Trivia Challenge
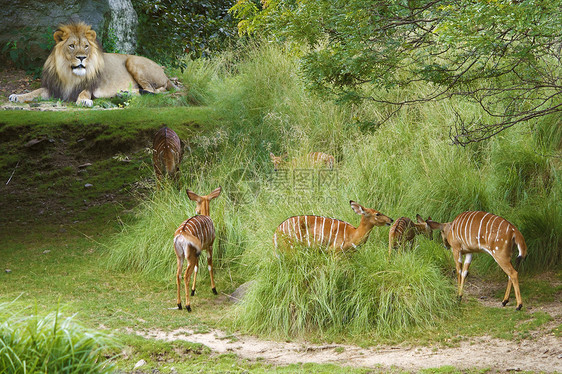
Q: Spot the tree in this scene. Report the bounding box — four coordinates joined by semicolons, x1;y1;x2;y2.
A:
133;0;238;68
231;0;562;145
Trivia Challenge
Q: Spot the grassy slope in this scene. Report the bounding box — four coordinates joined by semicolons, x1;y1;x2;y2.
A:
0;106;214;228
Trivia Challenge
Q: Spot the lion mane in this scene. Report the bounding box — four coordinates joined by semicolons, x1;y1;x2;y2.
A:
42;23;104;102
10;22;176;107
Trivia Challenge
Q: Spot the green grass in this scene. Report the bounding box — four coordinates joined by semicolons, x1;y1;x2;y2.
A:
1;40;560;372
105;42;561;342
0;227;556;372
232;241;456;340
0;301;117;374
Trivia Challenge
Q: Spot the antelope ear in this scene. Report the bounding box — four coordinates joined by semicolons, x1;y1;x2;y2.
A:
416;214;425;223
350;201;367;215
208;186;222;200
186;189;202;202
427;216;432;221
427;220;442;230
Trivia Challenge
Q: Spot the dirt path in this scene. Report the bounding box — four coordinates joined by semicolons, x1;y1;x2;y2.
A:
139;322;561;372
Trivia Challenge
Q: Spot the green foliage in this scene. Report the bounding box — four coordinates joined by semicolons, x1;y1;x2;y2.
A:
1;27;55;76
0;302;117;373
231;0;562;144
235;243;455;339
106;42;560;339
132;0;238;68
101;27;121;53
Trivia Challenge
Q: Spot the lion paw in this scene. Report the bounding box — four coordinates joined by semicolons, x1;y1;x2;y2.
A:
77;99;93;107
9;94;20;102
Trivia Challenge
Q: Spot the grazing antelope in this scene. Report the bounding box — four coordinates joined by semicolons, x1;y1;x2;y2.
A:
427;211;527;310
173;187;221;312
388;214;433;255
307;152;336;169
269;152;335;171
274;201;393;251
153;126;182;182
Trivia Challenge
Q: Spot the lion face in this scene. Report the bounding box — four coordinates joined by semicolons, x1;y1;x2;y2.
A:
52;23;103;79
62;34;91;77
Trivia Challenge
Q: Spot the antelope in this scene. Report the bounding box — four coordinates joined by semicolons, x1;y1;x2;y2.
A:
388;214;433;255
427;211;527;310
269;152;335;171
273;201;393;251
308;152;336;169
153;126;182;182
173;187;221;312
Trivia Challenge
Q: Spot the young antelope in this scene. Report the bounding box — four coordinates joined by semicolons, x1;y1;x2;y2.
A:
388;214;433;255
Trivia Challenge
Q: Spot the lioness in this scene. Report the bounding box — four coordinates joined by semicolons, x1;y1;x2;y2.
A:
9;22;177;107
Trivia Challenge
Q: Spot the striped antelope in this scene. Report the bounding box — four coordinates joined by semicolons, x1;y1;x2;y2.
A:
173;187;221;312
274;201;393;251
427;211;527;310
269;152;335;171
388;214;433;255
153;126;182;182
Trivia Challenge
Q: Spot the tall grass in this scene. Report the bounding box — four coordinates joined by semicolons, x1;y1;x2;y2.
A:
0;302;116;373
106;41;561;339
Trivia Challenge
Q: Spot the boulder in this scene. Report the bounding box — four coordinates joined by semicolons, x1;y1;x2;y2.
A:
0;0;138;65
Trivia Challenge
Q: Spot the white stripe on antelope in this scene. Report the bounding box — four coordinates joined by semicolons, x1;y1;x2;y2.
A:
274;201;393;251
153;126;182;182
428;211;528;310
388;214;433;255
173;187;221;312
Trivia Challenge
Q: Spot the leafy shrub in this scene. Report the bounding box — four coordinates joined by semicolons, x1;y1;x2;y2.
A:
1;27;55;76
132;0;238;68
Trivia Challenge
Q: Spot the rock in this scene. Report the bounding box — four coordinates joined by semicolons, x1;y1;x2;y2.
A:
5;269;11;274
84;183;93;188
78;163;92;168
25;139;44;148
229;281;255;303
134;359;146;369
0;0;138;65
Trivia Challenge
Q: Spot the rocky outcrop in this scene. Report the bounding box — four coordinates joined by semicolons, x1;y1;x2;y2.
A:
0;0;138;64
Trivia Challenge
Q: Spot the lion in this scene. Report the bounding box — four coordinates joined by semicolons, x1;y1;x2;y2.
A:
9;22;177;107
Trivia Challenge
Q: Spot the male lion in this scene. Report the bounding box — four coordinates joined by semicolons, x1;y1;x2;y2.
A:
9;22;177;107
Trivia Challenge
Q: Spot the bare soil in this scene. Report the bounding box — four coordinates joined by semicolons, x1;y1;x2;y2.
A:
0;65;40;101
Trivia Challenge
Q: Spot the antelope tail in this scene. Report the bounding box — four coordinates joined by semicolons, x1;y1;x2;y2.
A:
514;231;528;269
174;235;201;257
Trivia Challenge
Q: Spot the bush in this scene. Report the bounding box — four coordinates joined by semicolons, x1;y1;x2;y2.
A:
234;241;455;339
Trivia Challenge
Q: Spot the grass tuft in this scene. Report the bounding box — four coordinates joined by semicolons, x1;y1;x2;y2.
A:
0;301;117;374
